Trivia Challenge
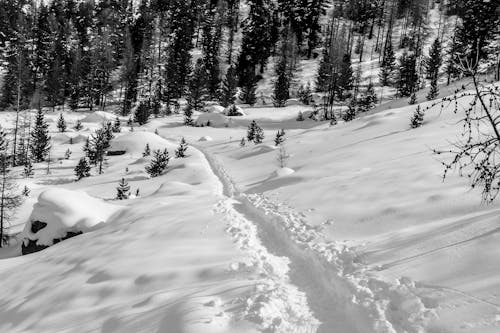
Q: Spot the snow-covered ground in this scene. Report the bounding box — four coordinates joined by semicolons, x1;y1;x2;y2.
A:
1;81;500;332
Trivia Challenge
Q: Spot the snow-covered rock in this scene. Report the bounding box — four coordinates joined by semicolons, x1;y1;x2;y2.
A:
273;167;295;178
198;136;213;142
109;131;175;155
203;104;225;113
21;188;122;254
195;112;232;127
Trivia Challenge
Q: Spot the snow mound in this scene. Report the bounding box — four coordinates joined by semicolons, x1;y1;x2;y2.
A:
195;113;232;127
203;104;225;113
109;131;175;155
22;188;122;247
223;105;245;116
198;136;213;142
81;111;116;123
273;167;295;178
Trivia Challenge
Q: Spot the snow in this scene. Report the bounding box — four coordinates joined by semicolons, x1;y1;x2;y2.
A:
22;188;122;246
109;131;175;155
203;104;225;113
198;136;214;142
80;111;117;123
195;112;232;128
273;167;295;178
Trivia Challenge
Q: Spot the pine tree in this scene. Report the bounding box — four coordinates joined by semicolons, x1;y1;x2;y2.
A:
134;102;151;125
298;82;313;105
74;157;91;180
112;117;121;133
236;0;276;80
219;66;237;107
57;114;66;132
116;178;130;200
380;37;396;86
64;148;72;160
239;69;257;105
30;109;51;162
74;119;83;131
22;186;30;197
273;58;290;107
184;108;194;126
297;111;305;121
359;82;377;112
145;149;170;177
274;129;286;146
0;132;22;247
337;53;353;100
342;100;357;122
253;122;264;144
426;38;441;100
316;47;332;92
247;120;257;142
175;137;188;158
427;79;439;100
143;144;151;157
397;51;418;97
187;59;207;111
410;105;425;128
24;160;34;178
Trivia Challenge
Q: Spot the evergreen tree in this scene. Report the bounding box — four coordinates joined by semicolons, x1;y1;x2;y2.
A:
187;59;207;111
450;0;499;73
274;129;286;146
89;127;111;174
297;111;305;121
184;108;194;126
145;149;170;177
0;133;22;247
410;105;425;128
143;143;151;157
74;119;83;131
174;137;188;158
247;120;257;142
74;157;91;180
112;117;121;133
22;186;30;197
337;53;353;100
134;101;151;125
239;69;257;105
298;82;313;105
30;109;51;162
64;148;72;160
236;0;276;80
202;12;222;99
342;100;357;122
380;37;396;86
253;122;264;144
273;59;290;107
316;48;332;92
426;38;441;100
116;178;130;200
57;113;67;132
396;51;418;97
164;0;195;100
427;79;439;100
219;65;237;107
